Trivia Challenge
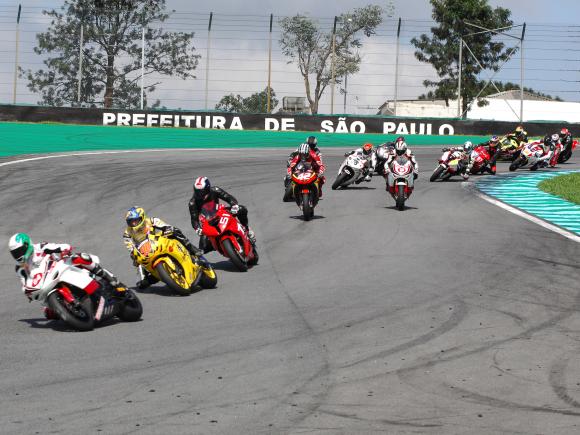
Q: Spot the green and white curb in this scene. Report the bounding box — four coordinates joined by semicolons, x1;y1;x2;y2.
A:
475;170;580;242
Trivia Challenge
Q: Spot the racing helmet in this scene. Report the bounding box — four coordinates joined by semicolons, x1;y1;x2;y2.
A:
298;143;310;157
193;176;211;201
395;136;405;144
515;125;524;134
394;141;407;156
125;206;148;235
9;233;33;264
551;133;560;144
490;135;499;144
543;134;552;145
362;143;373;155
306;135;317;149
463;141;473;154
560;128;570;137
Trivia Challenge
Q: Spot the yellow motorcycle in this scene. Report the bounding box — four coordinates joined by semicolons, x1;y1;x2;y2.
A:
498;136;524;161
131;229;217;296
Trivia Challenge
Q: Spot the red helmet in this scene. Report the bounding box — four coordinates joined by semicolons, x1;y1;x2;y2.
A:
560;128;570;136
362;143;373;155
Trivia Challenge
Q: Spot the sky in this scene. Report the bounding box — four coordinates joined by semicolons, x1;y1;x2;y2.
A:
0;0;578;114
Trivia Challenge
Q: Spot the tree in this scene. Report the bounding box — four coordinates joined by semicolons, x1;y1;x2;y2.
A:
215;87;278;113
279;5;384;114
22;0;200;108
411;0;516;115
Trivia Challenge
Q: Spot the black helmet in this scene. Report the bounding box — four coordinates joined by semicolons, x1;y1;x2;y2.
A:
306;136;317;149
193;176;211;201
543;134;551;145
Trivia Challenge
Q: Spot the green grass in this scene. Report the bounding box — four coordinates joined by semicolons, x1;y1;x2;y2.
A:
539;173;580;205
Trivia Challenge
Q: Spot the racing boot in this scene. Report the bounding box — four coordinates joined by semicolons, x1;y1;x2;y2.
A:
184;240;203;258
136;266;159;289
92;264;127;297
283;182;293;202
246;227;257;245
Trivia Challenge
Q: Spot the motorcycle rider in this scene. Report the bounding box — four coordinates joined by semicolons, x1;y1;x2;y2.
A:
505;125;528;145
532;134;559;169
189;177;256;253
284;136;321;199
9;232;127;319
384;140;419;179
287;143;326;198
441;142;471;179
558;127;574;162
344;143;377;182
475;135;501;174
123;206;202;289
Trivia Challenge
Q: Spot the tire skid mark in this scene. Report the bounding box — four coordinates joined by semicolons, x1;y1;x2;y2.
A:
340;298;468;369
447;385;580;417
549;356;580;409
315;409;443;428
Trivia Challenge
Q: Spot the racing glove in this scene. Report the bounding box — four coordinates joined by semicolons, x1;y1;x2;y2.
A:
162;226;174;236
195;227;203;236
230;204;240;215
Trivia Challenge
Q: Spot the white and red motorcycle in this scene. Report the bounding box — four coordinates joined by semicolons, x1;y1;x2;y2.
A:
23;254;142;331
385;155;415;210
430;149;465;181
332;153;367;189
509;141;548;171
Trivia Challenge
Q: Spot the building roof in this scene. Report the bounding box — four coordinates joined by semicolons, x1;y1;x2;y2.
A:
485;90;552;101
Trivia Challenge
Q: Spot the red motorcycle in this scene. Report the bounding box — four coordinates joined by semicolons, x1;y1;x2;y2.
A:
469;145;491;174
290;161;320;221
199;204;258;272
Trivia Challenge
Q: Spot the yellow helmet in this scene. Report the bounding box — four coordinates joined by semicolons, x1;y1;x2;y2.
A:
125;206;148;235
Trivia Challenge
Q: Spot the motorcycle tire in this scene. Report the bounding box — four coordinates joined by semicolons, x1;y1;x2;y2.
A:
509;157;523;172
302;192;313;221
430;165;445;182
558;151;571;163
117;290;143;322
47;291;95;331
222;238;248;272
396;185;406;211
332;173;348;190
199;265;218;288
155;262;192;296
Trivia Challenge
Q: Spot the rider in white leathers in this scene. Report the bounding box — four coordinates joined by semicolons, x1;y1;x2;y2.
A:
344;143;377;182
384;141;419;177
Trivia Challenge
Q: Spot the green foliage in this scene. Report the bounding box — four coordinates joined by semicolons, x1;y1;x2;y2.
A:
215;87;278;113
279;5;385;114
539;173;580;205
22;0;200;108
412;0;516;115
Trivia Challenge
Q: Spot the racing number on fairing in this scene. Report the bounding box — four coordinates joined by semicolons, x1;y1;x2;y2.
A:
219;216;229;227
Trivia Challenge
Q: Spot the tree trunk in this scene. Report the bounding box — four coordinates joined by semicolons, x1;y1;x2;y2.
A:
103;52;115;108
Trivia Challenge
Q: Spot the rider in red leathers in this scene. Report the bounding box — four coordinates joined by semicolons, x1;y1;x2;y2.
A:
287;143;326;198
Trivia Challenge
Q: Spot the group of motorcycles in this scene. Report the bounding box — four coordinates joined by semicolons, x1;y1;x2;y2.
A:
27;203;259;332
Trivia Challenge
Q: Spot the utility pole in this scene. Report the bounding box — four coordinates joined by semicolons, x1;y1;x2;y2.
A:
393;17;401;116
140;26;145;109
204;12;213;110
457;38;463;118
12;4;21;104
520;23;526;122
267;13;273;113
330;16;337;115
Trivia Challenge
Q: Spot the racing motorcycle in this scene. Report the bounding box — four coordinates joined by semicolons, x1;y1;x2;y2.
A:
199;204;258;272
509;141;546;171
430;149;465;182
23;254;142;331
375;144;393;175
290;161;320;221
332;153;367;189
132;229;217;295
386;155;415;210
468;145;491;174
558;139;577;163
497;136;523;161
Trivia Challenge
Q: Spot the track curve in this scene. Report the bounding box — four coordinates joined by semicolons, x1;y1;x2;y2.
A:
0;148;579;434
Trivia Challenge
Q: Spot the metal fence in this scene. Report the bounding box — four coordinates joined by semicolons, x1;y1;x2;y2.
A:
1;4;580;116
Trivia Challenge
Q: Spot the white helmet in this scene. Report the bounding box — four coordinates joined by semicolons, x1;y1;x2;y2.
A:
463;141;473;154
298;143;310;157
394;141;408;156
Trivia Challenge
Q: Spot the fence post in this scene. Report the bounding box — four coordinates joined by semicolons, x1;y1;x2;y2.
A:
13;4;21;104
457;37;463;117
204;12;213;110
141;26;145;109
77;23;84;104
267;13;273;113
520;23;526;122
330;16;337;115
393;17;401;116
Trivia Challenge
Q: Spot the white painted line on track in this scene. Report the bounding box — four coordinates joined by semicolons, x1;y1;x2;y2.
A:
466;183;580;244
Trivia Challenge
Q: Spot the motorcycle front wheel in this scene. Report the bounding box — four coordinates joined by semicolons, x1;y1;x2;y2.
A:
509;157;523;172
332;172;349;190
302;192;313;221
117;289;143;322
430;165;445;182
222;238;248;272
47;291;95;331
155;261;192;296
396;185;406;211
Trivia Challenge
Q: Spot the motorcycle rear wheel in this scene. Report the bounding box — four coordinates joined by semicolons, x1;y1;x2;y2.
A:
117;290;143;322
47;292;95;331
430;165;444;182
222;238;248;272
155;262;192;296
199;265;218;288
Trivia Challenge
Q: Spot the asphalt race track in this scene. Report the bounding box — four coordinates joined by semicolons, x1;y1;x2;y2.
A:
1;147;579;434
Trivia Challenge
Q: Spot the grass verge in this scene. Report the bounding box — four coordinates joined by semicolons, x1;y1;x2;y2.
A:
538;173;580;205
